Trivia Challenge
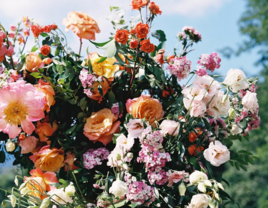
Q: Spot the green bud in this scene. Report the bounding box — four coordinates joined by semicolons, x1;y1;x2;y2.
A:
228;108;236;120
40;197;50;208
7;195;16;208
116;153;121;160
178;182;186;196
2;201;7;207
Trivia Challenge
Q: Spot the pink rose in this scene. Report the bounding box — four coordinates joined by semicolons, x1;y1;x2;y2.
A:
242;91;259;113
160;120;180;136
167;171;189;187
19;136;39;154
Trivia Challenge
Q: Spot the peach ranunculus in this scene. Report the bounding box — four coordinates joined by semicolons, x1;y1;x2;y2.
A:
29;145;65;172
87;52;120;81
25;52;43;72
24;168;58;199
131;0;150;10
88;78;110;103
83;108;121;145
64;151;79;171
35;79;55;112
63;11;100;40
126;95;164;125
35;120;58;142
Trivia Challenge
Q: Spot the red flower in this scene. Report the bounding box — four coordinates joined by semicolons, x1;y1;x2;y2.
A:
115;29;130;45
140;39;155;53
31;25;41;38
188;144;204;156
135;23;149;39
189;132;197;142
40;45;51;56
149;2;162;15
129;39;139;49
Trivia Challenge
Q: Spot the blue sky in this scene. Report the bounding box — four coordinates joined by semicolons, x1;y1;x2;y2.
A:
0;0;262;167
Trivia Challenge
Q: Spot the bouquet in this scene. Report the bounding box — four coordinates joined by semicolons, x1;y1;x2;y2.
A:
0;1;260;207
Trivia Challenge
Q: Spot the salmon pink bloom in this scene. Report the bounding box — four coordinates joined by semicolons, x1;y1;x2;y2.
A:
0;80;46;138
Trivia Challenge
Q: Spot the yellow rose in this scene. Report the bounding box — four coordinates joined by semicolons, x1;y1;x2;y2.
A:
88;52;119;81
84;108;120;145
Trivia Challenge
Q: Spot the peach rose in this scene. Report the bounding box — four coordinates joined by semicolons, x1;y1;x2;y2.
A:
29;145;64;172
131;0;150;10
63;11;100;40
64;151;79;171
126;95;164;125
88;78;110;103
35;121;58;142
25;52;43;72
115;29;130;45
84;108;121;145
135;23;149;39
35;79;55;112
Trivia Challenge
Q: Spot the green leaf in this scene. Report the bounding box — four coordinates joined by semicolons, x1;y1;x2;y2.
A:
55;47;61;56
79;97;88;110
30;72;42;78
66;124;77;134
0;151;5;163
40;33;49;37
89;39;113;47
97;56;107;63
59;179;68;186
107;199;127;208
31;45;39;52
151;30;167;42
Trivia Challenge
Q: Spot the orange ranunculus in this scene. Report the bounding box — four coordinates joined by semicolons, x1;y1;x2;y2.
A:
126;95;164;125
129;39;139;49
140;39;155;53
189;132;197;142
115;29;130;45
35;121;58;142
64;151;79;171
35;79;55;112
88;78;110;103
25;52;43;72
40;45;51;56
188;144;204;156
135;23;149;39
24;168;58;199
84;108;121;145
131;0;150;10
63;11;100;40
149;2;162;15
29;145;64;172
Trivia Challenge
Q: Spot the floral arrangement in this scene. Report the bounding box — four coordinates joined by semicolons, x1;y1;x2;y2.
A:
0;1;260;208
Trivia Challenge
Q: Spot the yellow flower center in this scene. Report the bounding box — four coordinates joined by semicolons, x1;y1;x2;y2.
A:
3;102;28;125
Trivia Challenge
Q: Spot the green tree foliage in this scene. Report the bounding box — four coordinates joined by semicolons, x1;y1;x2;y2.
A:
222;0;268;207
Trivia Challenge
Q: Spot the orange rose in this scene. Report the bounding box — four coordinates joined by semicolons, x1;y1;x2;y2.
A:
188;144;204;156
126;95;164;125
131;0;150;10
149;2;162;15
135;23;149;39
64;151;79;171
84;108;121;145
115;29;130;45
40;45;51;56
87;78;110;103
29;145;64;172
35;121;58;142
35;79;55;112
63;11;100;40
129;39;139;49
140;39;155;53
25;52;43;72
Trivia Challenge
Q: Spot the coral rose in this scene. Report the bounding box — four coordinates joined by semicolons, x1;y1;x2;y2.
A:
63;11;100;40
149;2;162;15
88;78;110;102
88;52;120;81
40;45;50;56
140;39;155;53
129;39;139;49
25;52;43;72
115;29;130;45
131;0;150;10
19;136;39;154
126;95;164;125
35;79;55;112
29;145;64;172
35;120;58;142
64;151;79;171
135;23;149;39
84;108;121;145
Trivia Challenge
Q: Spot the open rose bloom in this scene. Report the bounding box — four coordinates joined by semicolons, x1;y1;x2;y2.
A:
0;2;261;208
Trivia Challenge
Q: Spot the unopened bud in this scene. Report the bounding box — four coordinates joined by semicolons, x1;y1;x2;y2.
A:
178;182;186;196
228;108;236;120
126;152;133;158
6;140;15;152
116;153;121;161
40;197;50;208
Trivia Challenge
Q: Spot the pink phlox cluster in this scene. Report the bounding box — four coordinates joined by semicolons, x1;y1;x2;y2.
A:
127;180;155;206
147;169;168;185
139;129;163;149
196;66;208;77
250;84;258;92
167;56;191;81
197;52;221;73
208;117;228;138
83;148;110;170
181;26;202;42
236;110;260;135
238;89;247;98
79;68;96;88
177;32;186;40
111;102;120;115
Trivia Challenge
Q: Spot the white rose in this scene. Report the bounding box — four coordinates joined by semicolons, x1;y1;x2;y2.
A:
116;134;134;151
187;194;209;208
47;188;73;205
223;69;248;93
6;140;15;152
203;140;230;167
207;91;230;117
160;120;180;136
126;119;149;139
109;179;129;198
230;123;242;135
189;171;208;184
65;183;76;197
242;91;259;113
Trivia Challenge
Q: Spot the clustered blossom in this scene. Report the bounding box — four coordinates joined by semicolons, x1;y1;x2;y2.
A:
137;128;171;185
0;30;14;62
197;52;221;73
167;56;192;81
207;117;228;140
181;26;202;42
79;68;97;98
195;66;208;77
0;69;20;89
83;148;110;170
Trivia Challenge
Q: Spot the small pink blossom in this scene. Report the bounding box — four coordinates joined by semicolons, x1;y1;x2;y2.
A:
167;170;189;187
198;52;221;72
196;67;208;76
19;136;38;154
10;25;17;31
8;32;15;39
167;56;191;81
